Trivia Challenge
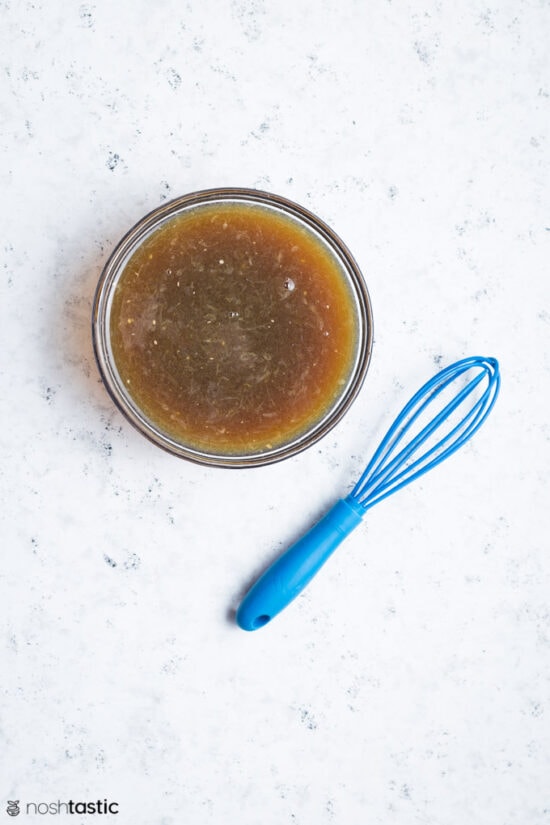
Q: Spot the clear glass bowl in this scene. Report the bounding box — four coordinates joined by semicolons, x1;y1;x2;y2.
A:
92;188;373;467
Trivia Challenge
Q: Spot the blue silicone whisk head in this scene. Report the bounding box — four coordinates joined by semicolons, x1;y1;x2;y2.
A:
236;356;500;631
349;355;500;512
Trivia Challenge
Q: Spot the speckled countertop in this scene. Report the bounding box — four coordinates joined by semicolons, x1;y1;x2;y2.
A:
2;1;549;823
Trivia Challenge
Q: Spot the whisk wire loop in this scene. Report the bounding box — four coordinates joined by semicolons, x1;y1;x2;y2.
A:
350;356;500;511
356;371;488;506
353;360;481;490
353;393;489;510
356;370;485;501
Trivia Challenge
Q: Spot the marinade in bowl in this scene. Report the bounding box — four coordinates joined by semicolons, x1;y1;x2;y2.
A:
93;188;373;467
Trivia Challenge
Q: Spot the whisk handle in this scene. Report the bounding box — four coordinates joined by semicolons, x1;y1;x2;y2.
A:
236;498;364;631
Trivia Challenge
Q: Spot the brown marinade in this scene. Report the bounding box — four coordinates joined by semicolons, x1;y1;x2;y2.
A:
109;202;358;455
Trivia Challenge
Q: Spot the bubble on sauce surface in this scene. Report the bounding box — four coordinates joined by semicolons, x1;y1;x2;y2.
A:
279;277;296;300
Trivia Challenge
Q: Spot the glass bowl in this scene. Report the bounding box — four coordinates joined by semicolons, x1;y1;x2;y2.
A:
92;188;373;467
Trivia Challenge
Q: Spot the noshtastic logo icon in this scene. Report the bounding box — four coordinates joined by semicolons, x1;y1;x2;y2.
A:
6;800;20;816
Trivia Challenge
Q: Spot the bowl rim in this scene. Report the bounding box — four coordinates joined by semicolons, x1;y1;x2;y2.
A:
92;187;374;467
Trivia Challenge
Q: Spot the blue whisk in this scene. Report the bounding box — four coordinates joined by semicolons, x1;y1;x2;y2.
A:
236;356;500;631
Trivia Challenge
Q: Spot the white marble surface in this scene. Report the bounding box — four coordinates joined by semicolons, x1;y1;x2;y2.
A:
1;0;549;822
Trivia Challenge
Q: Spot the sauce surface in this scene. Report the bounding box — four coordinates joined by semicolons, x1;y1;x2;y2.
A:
109;202;358;455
